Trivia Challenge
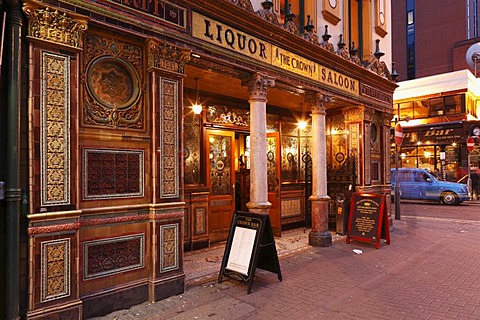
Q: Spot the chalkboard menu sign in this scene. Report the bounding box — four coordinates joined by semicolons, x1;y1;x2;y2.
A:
218;211;282;293
346;192;391;249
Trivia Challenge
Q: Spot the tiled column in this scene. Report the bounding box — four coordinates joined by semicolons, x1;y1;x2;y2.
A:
306;93;332;247
242;72;275;214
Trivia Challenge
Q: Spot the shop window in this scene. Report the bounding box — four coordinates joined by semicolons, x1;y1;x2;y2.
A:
444;95;464;115
429;97;444;116
414;100;428;118
399;101;413;120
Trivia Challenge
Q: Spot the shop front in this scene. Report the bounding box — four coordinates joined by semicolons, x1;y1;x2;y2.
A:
2;0;397;318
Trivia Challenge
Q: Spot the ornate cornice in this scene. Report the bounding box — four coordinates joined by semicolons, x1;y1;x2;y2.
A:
146;39;191;74
23;0;88;49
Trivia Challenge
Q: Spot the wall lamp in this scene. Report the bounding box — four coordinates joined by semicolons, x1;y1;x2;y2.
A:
192;78;203;115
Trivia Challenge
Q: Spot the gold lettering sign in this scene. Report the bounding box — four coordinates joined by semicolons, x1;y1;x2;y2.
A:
192;12;271;64
192;12;359;96
272;46;319;79
319;66;359;96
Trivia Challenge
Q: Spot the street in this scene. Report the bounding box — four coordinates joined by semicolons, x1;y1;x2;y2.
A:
90;201;480;320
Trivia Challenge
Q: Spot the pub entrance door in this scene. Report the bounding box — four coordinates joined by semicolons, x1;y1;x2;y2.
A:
206;129;236;243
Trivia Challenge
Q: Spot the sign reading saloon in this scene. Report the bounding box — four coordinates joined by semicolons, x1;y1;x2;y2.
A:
192;12;359;96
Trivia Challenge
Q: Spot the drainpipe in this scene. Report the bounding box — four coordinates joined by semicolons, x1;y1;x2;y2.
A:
4;0;22;319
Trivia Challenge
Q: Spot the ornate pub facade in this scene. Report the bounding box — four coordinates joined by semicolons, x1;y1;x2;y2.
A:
0;0;397;318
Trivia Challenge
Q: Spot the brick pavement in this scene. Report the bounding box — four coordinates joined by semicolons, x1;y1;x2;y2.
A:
89;213;480;320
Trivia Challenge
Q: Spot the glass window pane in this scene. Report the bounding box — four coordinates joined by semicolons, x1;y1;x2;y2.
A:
429;97;444;116
414;100;428;118
399;102;413;120
444;95;464;114
407;11;414;24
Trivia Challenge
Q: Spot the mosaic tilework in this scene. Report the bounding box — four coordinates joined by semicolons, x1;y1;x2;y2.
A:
160;224;179;272
41;239;71;302
159;79;179;198
281;198;301;218
83;148;144;200
83;234;145;280
194;207;206;235
41;52;71;206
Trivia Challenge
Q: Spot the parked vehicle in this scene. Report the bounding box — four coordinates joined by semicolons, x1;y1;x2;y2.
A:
391;168;470;205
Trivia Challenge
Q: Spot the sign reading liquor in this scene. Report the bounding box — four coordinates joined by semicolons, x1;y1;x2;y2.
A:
192;12;359;96
192;12;271;64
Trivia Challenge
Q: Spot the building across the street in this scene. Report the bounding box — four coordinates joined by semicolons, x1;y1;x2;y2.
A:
393;69;480;181
391;0;480;184
0;0;397;318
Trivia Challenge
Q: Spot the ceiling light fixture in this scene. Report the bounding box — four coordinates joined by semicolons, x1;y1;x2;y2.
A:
297;103;307;130
192;78;202;115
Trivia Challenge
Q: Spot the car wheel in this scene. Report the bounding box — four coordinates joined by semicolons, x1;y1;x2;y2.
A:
441;192;459;205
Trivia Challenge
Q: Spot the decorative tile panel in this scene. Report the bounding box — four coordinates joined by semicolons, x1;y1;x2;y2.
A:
41;52;71;206
83;234;145;280
41;239;70;302
194;207;206;235
83;33;144;130
83;148;144;200
159;79;180;198
160;224;179;272
267;136;278;193
281;198;301;218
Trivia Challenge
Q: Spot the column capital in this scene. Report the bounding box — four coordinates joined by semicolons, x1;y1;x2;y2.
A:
305;92;332;114
242;72;275;101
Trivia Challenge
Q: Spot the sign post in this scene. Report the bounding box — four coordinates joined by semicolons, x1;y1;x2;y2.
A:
467;137;475;197
394;123;403;220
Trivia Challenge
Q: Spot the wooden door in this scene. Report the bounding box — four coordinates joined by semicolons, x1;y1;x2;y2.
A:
267;132;282;236
206;130;236;243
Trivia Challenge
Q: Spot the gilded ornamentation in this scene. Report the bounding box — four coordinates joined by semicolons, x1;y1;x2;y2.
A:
281;198;301;218
343;106;365;122
230;0;255;12
83;148;144;200
83;33;144;129
83;234;144;280
184;111;201;185
194;207;206;235
41;239;70;302
206;106;250;127
256;7;281;26
147;39;190;74
267;137;278;193
41;52;70;206
209;135;232;195
159;79;180;198
242;72;275;100
266;114;280;132
160;224;179;272
282;136;298;181
366;57;391;79
23;2;88;48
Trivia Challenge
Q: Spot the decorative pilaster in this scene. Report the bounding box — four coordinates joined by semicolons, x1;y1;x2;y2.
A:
242;72;275;214
305;92;332;247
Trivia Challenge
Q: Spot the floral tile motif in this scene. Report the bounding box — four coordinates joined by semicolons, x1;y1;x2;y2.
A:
83;234;145;280
160;224;178;272
83;148;144;200
41;239;70;302
41;52;70;206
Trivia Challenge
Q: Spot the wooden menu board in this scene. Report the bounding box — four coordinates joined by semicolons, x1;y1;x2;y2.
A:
218;211;282;293
346;192;391;249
